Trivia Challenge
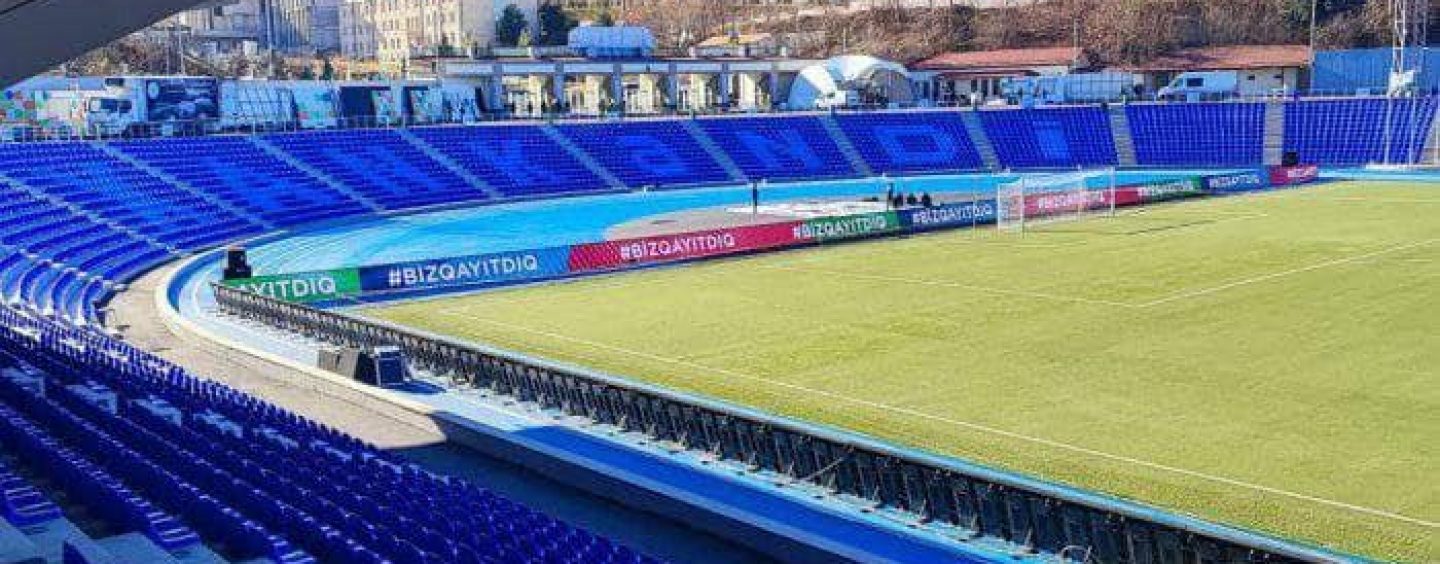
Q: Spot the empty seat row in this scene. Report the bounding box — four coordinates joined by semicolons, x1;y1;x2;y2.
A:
0;144;255;249
698;115;856;181
557;120;733;188
0;306;655;563
411;124;610;199
978;106;1119;169
262;130;483;209
1284;97;1440;166
1128;102;1266;166
832;111;985;174
112;137;369;226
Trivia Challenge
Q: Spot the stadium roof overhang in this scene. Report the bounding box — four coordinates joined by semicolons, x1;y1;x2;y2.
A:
0;0;209;88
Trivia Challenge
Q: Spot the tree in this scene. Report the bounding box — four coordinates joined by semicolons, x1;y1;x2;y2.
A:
595;10;616;27
518;28;534;48
320;57;336;80
537;3;578;46
496;5;529;47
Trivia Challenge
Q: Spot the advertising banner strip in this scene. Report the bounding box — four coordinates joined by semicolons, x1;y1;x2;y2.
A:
357;246;573;293
1015;176;1204;220
1202;169;1268;193
1268;164;1320;186
900;200;998;231
1132;177;1204;203
1021;188;1122;218
798;211;901;242
234;168;1320;304
220;268;361;303
569;221;806;272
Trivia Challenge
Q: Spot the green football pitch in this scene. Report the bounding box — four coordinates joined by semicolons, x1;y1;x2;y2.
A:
364;181;1438;561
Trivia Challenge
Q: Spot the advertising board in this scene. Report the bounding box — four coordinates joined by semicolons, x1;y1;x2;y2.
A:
358;247;573;293
1202;170;1267;193
1133;177;1204;203
796;212;901;242
569;222;804;271
900;200;998;231
1269;164;1320;186
220;269;361;303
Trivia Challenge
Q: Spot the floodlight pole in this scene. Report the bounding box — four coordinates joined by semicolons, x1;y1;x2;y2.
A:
1384;0;1431;165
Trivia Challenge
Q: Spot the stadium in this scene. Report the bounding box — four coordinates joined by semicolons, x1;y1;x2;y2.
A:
1;4;1438;564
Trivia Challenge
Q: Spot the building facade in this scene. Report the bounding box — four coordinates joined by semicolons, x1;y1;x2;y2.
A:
339;0;543;73
1119;45;1311;97
164;0;264;57
911;47;1088;104
264;0;342;54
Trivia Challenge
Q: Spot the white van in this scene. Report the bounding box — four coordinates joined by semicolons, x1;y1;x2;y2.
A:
1157;71;1238;101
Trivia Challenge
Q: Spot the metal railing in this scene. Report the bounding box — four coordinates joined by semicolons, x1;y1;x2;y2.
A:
213;282;1345;564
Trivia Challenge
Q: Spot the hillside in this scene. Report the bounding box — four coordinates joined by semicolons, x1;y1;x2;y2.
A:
722;0;1415;65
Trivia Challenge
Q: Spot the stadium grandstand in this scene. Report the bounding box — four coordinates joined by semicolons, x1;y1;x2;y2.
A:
0;4;1437;564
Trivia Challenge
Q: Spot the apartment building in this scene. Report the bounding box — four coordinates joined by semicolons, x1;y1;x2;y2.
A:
340;0;539;71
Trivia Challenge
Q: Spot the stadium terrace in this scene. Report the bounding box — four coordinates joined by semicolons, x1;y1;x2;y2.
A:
0;10;1437;562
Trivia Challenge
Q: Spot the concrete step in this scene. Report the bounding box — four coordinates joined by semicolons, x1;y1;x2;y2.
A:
93;142;274;231
957;109;1001;171
679;119;747;182
0;517;41;564
817;115;874;177
0;173;177;257
1263;101;1286;166
94;533;181;564
394;128;501;200
247;137;385;212
540;124;628;191
1108;106;1138;167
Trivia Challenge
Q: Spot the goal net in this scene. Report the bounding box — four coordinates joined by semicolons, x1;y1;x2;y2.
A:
997;168;1117;232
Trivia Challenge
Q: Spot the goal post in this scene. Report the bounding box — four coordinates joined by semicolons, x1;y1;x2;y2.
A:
997;168;1117;232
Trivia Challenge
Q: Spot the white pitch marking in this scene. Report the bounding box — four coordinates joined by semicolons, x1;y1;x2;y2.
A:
435;309;1440;530
758;264;1141;309
1306;196;1440;204
1138;239;1438;308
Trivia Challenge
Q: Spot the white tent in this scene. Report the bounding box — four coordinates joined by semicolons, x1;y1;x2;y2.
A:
786;55;914;110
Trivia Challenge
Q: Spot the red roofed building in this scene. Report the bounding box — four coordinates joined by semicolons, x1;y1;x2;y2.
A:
910;46;1091;103
1116;45;1312;98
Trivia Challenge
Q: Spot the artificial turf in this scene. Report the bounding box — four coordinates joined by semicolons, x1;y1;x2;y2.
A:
365;181;1439;561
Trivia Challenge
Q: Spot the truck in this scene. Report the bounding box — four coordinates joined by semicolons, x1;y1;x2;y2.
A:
6;75;482;138
84;76;221;136
1001;72;1138;105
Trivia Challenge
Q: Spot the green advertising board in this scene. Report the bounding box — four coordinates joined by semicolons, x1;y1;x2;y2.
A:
1135;177;1204;203
801;211;901;242
221;269;362;303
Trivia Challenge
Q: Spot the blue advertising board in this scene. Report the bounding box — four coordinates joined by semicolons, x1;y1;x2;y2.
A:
357;246;572;293
1202;169;1267;193
899;199;998;231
